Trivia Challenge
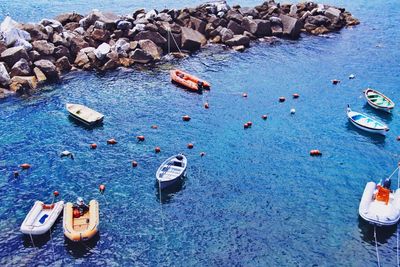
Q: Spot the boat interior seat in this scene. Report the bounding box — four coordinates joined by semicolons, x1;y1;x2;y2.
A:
375;185;390;205
173;161;182;167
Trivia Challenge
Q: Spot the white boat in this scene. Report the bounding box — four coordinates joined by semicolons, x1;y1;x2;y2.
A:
346;105;389;135
359;181;400;226
66;103;104;125
364;88;395;113
156;154;187;189
20;201;64;235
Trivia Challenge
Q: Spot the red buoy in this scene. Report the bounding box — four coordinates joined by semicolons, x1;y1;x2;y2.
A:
204;102;209;109
90;143;97;149
262;114;268;120
242;93;248;98
332;79;340;85
187;143;194;149
20;163;31;170
247;121;252;127
107;138;117;145
132;160;138;167
99;184;105;193
73;209;81;218
137;135;145;142
293;93;299;99
182;115;191;121
200;152;206;157
155;146;161;153
13;171;19;178
53;191;59;197
397;136;400;141
279;97;286;102
151;125;158;129
310;150;322;156
244;123;249;129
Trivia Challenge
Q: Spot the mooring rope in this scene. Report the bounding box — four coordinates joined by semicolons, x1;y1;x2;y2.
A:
374;225;381;267
158;180;169;265
49;228;55;263
397;164;400;267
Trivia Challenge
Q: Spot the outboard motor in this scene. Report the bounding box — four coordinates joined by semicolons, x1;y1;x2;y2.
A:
176;155;183;161
197;81;204;93
383;178;391;189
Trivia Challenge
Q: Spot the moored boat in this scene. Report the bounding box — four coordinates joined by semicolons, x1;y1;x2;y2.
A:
66;103;104;125
63;199;99;242
170;69;210;93
346;105;389;135
364;88;395;113
359;167;400;226
20;201;64;235
156;154;187;189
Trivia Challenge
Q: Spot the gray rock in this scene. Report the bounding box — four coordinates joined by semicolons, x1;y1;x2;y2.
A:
10;58;31;77
34;59;59;79
64;22;80;31
225;34;250;47
90;28;111;42
130;48;153;64
181;27;206;52
32;40;55;55
0;88;15;99
289;5;298;16
227;20;244;34
94;21;105;29
0;62;10;86
20;23;48;41
156;13;172;22
220;27;234;42
55;56;71;72
239;7;259;18
133;24;146;32
55;13;84;25
53;45;69;59
14;39;33;51
134;31;167;47
306;15;331;27
226;10;243;23
1;46;29;67
114;39;130;55
242;18;271;37
117;20;132;30
94;42;111;60
138;39;162;60
145;9;158;20
325;7;341;20
40;19;63;32
1;28;31;47
279;14;302;39
190;16;206;34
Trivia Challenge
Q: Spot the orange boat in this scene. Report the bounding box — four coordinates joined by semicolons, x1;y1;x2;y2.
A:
170;69;210;93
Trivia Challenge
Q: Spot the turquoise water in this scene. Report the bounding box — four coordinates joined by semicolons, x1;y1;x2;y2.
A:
1;0;400;266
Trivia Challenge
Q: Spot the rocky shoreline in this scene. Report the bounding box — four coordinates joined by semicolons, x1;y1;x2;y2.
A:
0;1;359;99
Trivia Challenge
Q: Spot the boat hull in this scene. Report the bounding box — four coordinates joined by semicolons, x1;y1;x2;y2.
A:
348;118;388;135
364;88;395;113
68;112;104;126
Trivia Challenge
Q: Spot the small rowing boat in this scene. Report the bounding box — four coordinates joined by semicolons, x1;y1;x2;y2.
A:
63;200;99;242
364;88;395;113
346;105;389;135
156;154;187;189
170;69;210;93
20;201;64;235
359;167;400;226
66;103;104;125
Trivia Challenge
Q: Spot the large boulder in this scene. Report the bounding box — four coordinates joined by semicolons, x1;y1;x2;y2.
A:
74;51;91;69
0;88;15;99
20;23;48;41
55;13;84;25
129;48;153;64
97;12;119;30
117;20;133;30
226;10;243;24
32;40;55;55
91;28;111;42
70;35;89;56
138;39;162;60
220;27;234;42
134;31;167;47
324;7;341;20
279;14;303;39
9;76;37;93
1;46;29;67
64;22;80;31
33;67;46;83
53;45;70;59
10;58;31;77
225;34;250;47
56;56;72;72
94;42;111;60
241;18;271;37
0;62;10;86
306;15;331;27
40;19;63;33
34;59;59;80
227;20;245;34
114;39;130;55
190;16;206;34
181;27;206;52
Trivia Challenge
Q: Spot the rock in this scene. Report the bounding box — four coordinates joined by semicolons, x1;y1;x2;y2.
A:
225;35;250;47
56;56;71;72
94;42;111;60
132;23;146;33
32;40;55;55
306;15;331;27
40;19;63;32
241;18;271;37
0;46;29;67
145;9;158;20
227;20;245;34
20;23;48;41
138;39;162;60
70;35;89;56
97;12;119;30
219;27;234;42
10;76;38;92
134;31;167;47
233;45;245;52
0;88;15;99
239;7;259;18
133;9;146;19
156;13;172;22
129;41;138;50
33;67;46;83
271;25;283;37
28;50;41;62
311;26;330;35
0;42;6;54
0;16;20;32
181;27;206;52
91;28;111;42
325;7;341;20
190;16;206;34
74;51;90;68
300;11;311;21
0;62;10;86
304;23;318;32
117;20;132;30
111;30;124;40
1;28;31;47
44;25;54;37
114;39;130;55
129;48;153;64
14;38;33;51
226;10;243;24
34;59;59;80
279;14;303;39
289;5;298;16
144;23;158;32
211;35;221;43
55;13;83;25
53;45;69;59
10;58;31;77
119;57;134;67
101;58;120;71
64;22;80;31
94;21;105;29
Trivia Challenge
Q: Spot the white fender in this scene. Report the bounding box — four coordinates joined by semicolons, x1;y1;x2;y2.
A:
359;182;376;215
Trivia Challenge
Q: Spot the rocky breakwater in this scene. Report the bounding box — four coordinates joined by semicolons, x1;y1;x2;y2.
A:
0;1;359;99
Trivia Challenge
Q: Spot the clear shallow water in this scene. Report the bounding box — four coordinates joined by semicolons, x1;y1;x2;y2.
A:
1;0;400;266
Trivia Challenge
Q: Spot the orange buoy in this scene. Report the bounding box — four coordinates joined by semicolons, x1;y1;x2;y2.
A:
13;171;19;178
247;121;252;127
20;163;31;170
244;123;249;129
99;184;105;193
279;97;286;102
262;114;268;120
107;138;117;145
293;93;299;99
151;125;158;129
73;209;81;218
53;191;59;197
137;135;145;142
331;79;340;85
204;102;209;109
90;143;97;149
242;93;248;98
182;115;191;121
132;160;138;167
155;146;161;153
200;152;206;157
310;150;322;156
187;143;194;149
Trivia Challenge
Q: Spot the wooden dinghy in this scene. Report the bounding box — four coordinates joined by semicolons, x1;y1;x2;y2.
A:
63;200;99;242
66;103;104;125
156;154;187;189
346;105;389;135
170;69;210;93
20;201;64;235
364;88;395;113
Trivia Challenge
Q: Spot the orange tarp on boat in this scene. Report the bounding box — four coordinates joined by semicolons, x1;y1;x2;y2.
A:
170;69;210;92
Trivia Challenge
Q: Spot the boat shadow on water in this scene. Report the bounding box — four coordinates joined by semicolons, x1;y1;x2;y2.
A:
363;103;393;123
358;217;398;244
22;218;62;248
346;122;386;146
155;178;186;204
68;116;104;130
64;232;100;258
